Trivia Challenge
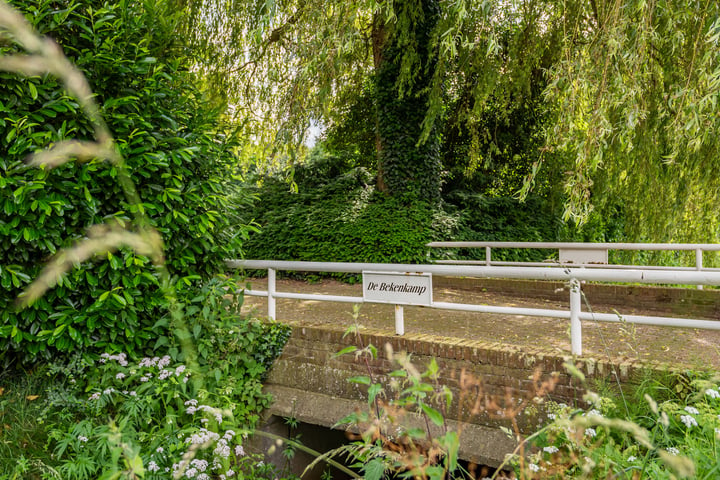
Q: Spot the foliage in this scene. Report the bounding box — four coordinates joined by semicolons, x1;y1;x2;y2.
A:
242;161;459;266
0;5;294;480
242;151;577;266
322;309;557;480
441;193;566;263
373;0;442;201
0;335;291;480
178;0;720;242
0;275;292;478
512;370;720;479
0;0;251;365
0;367;62;479
157;275;292;426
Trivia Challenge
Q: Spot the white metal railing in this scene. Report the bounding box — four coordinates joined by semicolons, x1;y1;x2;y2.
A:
427;242;720;290
226;259;720;356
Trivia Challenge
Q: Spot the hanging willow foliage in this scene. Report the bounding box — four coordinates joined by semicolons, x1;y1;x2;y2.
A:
176;0;720;240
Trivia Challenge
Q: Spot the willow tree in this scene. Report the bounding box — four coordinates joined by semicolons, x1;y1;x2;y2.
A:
178;0;720;240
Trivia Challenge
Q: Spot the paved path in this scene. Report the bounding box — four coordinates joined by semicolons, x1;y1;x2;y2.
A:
240;278;720;370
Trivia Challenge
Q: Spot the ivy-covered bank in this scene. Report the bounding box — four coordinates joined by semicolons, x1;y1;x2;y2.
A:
239;150;618;267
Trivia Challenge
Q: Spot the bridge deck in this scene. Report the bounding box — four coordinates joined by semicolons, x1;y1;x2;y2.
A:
240;277;720;370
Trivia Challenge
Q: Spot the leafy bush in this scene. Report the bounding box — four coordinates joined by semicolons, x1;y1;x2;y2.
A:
0;0;251;365
240;151;575;267
0;274;291;479
441;192;565;263
157;275;291;426
242;163;459;266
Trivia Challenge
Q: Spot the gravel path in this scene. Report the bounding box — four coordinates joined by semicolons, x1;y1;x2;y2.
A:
240;278;720;370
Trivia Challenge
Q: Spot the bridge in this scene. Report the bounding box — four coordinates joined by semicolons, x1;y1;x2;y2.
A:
227;244;720;472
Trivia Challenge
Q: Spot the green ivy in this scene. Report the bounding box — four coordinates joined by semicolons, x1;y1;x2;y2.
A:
242;164;458;269
374;0;443;202
240;150;576;268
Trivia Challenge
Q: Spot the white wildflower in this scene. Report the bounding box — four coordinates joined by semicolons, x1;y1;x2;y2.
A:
89;392;100;400
148;461;160;472
185;467;198;478
214;439;231;458
543;446;559;454
666;447;679;455
115;373;126;380
705;389;720;399
627;456;637;462
585;428;597;438
191;459;209;472
175;365;186;376
684;406;700;415
528;463;540;472
156;447;164;453
235;445;245;457
681;415;698;428
78;436;88;443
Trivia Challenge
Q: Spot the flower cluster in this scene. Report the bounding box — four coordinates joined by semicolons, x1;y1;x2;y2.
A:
680;414;698;428
87;354;191;402
99;352;128;366
184;399;224;424
164;428;245;480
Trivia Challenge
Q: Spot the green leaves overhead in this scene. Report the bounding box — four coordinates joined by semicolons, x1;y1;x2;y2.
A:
181;0;720;240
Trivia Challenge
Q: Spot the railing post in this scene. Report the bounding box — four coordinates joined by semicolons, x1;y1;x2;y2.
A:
486;246;491;266
696;248;704;290
395;305;404;335
570;278;582;355
268;268;276;320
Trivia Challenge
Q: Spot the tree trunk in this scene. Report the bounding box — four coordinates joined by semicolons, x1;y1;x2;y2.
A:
372;0;442;202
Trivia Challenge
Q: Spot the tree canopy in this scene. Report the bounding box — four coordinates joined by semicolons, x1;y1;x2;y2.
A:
178;0;720;241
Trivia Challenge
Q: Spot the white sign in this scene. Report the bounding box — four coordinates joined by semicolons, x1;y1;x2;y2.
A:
362;271;433;306
559;248;608;264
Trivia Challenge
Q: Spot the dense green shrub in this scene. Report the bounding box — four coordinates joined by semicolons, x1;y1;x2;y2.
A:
442;192;565;262
241;152;571;266
0;292;291;478
0;0;250;365
242;164;458;266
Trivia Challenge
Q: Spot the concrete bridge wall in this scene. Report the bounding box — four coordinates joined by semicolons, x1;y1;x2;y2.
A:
263;321;672;467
